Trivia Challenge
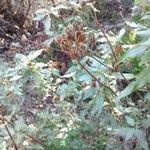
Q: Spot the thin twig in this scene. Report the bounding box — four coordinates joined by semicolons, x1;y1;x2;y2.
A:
93;15;128;82
95;20;118;63
27;135;47;148
76;57;117;96
74;47;117;96
27;0;31;16
25;0;31;21
86;52;110;69
5;125;18;150
88;10;118;63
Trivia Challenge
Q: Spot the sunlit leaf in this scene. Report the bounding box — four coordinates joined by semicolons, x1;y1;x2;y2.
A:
125;116;135;126
15;54;27;63
43;15;51;35
28;50;44;60
140;49;150;65
116;28;126;41
83;87;95;100
119;81;136;98
9;75;22;81
91;94;104;116
34;8;48;20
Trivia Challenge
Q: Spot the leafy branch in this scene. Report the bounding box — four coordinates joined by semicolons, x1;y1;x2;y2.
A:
74;46;117;96
93;16;128;83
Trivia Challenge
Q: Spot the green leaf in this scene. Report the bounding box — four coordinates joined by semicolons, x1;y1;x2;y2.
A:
119;81;136;98
115;128;149;150
116;28;126;41
76;72;92;82
137;29;150;40
0;140;7;150
62;72;76;78
140;49;150;65
141;14;150;21
35;62;48;68
114;128;134;140
122;38;150;59
34;8;48;20
82;87;95;100
11;82;23;96
125;116;135;126
43;15;52;35
126;21;145;29
9;75;22;81
115;73;135;80
15;117;25;131
91;94;104;116
136;68;150;88
28;50;44;60
15;54;27;63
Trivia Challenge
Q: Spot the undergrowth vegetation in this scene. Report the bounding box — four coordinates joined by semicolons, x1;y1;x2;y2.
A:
0;0;150;150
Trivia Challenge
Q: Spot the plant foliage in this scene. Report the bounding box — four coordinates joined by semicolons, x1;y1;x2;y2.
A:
0;0;150;150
